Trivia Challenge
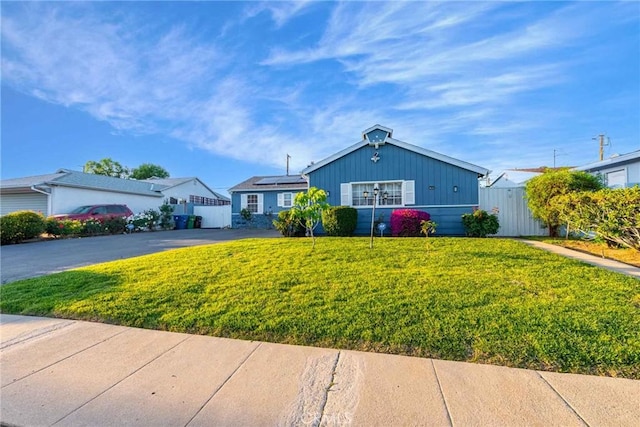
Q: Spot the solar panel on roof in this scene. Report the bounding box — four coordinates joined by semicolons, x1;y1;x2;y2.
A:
255;176;306;185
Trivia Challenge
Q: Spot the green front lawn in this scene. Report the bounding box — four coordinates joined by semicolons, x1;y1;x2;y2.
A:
2;237;639;378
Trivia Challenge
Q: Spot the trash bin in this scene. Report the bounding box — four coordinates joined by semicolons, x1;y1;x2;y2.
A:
187;215;196;229
194;216;203;228
173;215;188;230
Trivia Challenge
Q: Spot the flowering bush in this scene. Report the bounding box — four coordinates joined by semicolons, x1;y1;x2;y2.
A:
390;209;431;237
461;208;500;237
128;209;161;232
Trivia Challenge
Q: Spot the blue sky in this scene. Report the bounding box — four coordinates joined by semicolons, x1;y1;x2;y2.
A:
2;1;639;195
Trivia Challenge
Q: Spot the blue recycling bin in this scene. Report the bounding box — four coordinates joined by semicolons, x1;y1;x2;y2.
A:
173;215;188;230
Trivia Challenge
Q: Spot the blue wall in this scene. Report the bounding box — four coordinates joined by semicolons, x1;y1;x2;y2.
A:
231;191;289;229
309;143;481;235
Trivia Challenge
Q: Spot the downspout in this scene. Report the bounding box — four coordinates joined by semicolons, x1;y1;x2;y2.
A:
31;184;52;216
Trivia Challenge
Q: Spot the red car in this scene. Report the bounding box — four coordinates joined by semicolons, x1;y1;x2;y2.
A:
51;204;133;222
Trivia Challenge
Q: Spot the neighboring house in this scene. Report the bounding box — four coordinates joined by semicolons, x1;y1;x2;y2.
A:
229;124;490;235
487;169;543;188
228;175;308;228
143;177;230;215
0;169;228;217
573;150;640;188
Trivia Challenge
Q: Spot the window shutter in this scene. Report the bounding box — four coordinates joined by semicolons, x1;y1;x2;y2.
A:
404;180;415;205
277;193;284;207
257;194;264;213
241;194;248;210
340;183;351;206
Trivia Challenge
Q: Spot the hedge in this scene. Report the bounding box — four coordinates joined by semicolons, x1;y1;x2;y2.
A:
322;206;358;236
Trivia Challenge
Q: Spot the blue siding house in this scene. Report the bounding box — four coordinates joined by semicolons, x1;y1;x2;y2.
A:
230;125;490;235
229;175;308;228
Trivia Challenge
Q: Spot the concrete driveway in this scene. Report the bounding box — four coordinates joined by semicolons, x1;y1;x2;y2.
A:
1;229;281;284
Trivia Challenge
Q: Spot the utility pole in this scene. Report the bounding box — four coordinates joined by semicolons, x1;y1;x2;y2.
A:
286;154;291;176
593;134;609;161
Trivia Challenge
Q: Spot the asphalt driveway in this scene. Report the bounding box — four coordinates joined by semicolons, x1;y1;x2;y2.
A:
1;229;281;284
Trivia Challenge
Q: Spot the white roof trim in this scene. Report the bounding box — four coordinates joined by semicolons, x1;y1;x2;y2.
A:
302;137;490;177
362;124;393;138
573;150;640;172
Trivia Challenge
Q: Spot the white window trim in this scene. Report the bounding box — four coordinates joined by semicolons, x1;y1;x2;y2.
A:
277;192;296;208
342;180;415;208
241;193;264;214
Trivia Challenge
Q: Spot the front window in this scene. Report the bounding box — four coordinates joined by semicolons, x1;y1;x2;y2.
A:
352;183;374;206
246;194;259;213
283;193;292;207
352;182;402;206
379;182;402;206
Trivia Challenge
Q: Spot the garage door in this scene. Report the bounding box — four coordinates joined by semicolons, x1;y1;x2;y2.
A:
0;193;49;216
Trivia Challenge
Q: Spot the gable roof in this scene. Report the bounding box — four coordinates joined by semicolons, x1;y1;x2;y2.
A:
573;150;640;172
1;169;164;197
229;175;308;193
302;125;490;177
143;177;230;201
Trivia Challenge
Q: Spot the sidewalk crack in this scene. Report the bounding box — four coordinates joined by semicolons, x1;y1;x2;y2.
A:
430;360;454;427
317;351;340;427
536;371;590;426
51;334;191;426
184;341;262;427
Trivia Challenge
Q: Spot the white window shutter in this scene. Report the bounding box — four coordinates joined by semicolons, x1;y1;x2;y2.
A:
404;180;415;205
257;194;264;213
340;183;351;206
241;194;248;209
277;193;284;207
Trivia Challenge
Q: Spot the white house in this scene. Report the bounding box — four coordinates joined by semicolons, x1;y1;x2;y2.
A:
0;169;228;217
573;150;640;188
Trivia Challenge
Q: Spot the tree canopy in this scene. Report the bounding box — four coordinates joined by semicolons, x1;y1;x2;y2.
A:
290;187;329;248
524;169;603;237
130;163;170;180
84;158;170;180
83;158;129;178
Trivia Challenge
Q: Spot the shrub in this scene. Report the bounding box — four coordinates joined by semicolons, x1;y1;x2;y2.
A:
420;220;438;237
103;217;127;234
555;186;640;251
390;209;431;237
525;169;603;236
273;210;306;237
0;211;45;245
322;206;357;236
159;202;174;230
45;218;87;237
82;218;105;236
461;209;500;237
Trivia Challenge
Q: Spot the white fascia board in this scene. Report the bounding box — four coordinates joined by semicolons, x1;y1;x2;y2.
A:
573;150;640;172
388;138;490;176
301;136;491;177
362;124;393;137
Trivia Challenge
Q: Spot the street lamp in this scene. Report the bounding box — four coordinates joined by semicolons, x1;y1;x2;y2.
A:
364;187;379;249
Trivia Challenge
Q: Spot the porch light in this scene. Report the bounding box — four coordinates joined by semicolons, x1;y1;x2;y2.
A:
453;186;458;193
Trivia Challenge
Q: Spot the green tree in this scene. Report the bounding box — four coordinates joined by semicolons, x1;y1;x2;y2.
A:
84;158;130;178
290;187;329;248
525;169;603;237
130;163;170;180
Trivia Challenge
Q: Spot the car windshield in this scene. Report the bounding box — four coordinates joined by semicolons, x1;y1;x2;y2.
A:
70;206;93;214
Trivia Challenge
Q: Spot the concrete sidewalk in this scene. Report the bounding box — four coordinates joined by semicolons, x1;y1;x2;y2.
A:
1;315;638;426
519;239;640;279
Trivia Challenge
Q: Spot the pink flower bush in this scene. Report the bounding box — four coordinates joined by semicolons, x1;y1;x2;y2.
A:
390;209;431;237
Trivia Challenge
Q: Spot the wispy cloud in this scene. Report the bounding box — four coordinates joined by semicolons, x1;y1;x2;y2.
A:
2;1;637;174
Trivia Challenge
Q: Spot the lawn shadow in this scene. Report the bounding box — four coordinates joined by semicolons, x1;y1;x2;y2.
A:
0;270;124;320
